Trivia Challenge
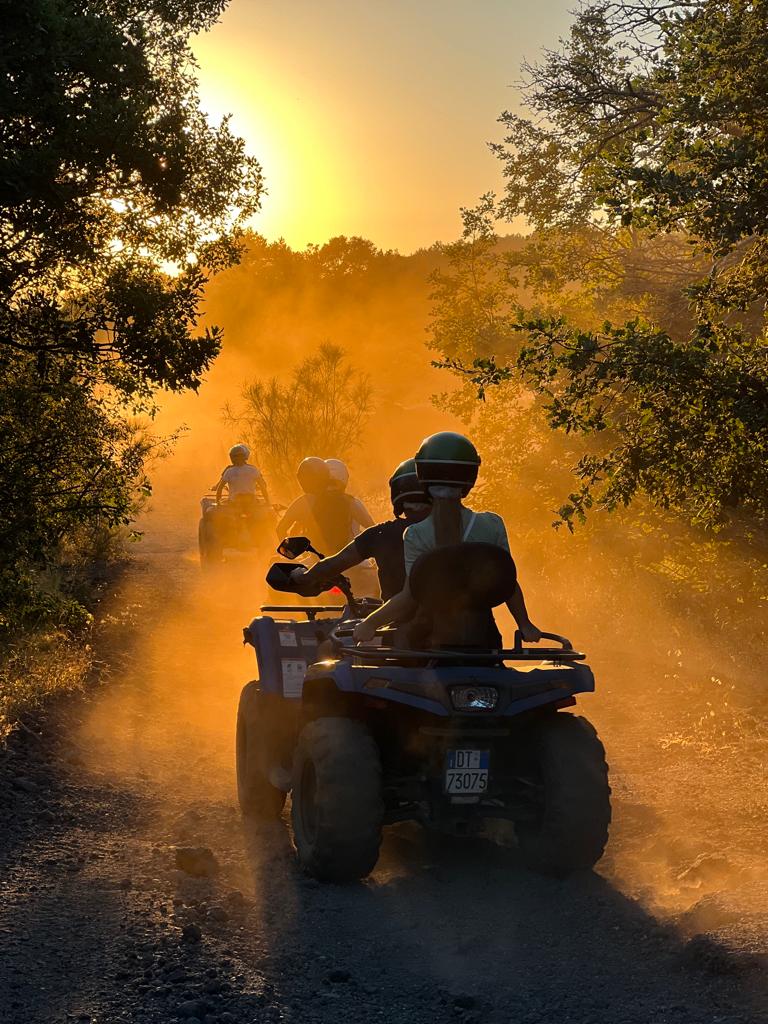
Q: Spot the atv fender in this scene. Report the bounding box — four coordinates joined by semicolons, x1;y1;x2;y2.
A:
301;674;351;716
243;616;325;698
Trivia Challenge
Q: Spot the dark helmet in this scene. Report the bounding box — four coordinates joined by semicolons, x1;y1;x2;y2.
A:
414;432;481;496
297;456;331;495
389;458;429;516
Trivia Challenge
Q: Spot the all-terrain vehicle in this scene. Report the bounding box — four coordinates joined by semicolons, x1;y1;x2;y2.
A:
198;493;278;568
237;536;611;881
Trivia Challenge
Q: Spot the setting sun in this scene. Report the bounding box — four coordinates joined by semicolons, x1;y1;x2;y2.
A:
192;0;572;251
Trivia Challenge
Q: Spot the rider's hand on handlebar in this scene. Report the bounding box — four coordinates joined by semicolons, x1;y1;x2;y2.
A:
289;566;308;581
353;618;377;644
518;621;543;643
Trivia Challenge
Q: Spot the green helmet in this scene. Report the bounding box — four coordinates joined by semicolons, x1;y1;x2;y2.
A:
414;432;480;496
389;458;429;516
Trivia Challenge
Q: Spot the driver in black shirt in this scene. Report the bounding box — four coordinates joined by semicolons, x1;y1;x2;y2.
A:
290;459;430;600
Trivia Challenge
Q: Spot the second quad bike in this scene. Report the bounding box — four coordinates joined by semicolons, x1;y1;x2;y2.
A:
236;536;611;881
198;493;277;568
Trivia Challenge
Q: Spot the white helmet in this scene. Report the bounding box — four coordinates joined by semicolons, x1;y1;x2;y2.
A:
229;443;250;460
325;458;349;491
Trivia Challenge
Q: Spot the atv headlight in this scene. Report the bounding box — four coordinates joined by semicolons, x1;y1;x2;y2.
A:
449;686;498;712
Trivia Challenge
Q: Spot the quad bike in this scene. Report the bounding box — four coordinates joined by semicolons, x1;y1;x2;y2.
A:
236;535;611;881
198;493;279;568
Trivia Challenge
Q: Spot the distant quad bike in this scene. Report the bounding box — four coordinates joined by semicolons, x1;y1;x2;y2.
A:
237;535;611;882
198;493;277;568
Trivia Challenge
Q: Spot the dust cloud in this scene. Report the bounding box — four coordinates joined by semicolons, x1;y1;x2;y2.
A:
76;235;768;952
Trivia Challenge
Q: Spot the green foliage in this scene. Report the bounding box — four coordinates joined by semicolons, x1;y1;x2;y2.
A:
446;314;768;528
433;0;768;529
0;629;93;741
493;0;768;247
0;0;262;633
225;344;375;494
428;195;523;364
1;0;262;395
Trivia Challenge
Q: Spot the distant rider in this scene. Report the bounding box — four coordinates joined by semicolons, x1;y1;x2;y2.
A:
276;457;373;555
290;458;431;601
215;444;270;506
353;432;542;645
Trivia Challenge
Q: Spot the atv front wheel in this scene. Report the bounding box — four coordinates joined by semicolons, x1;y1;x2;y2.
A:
516;713;610;876
291;717;383;882
236;682;287;819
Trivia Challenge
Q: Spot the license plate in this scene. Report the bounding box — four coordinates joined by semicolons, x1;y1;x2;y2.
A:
445;750;490;794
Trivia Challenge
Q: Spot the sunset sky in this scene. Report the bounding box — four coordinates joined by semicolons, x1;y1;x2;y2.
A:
192;0;572;253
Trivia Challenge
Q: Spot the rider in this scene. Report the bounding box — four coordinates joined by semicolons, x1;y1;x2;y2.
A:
290;458;431;601
276;457;373;555
352;432;542;645
215;444;270;506
325;459;374;536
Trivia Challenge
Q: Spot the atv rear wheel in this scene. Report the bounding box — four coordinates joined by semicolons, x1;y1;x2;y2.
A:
291;717;383;882
198;517;222;569
236;682;287;819
516;713;610;876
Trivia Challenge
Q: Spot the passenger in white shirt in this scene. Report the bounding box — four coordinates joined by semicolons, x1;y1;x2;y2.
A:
215;444;270;505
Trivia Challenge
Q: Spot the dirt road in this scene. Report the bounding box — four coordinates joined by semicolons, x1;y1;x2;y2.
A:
2;485;768;1024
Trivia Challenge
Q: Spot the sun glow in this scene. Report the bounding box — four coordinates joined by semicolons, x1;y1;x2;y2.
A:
191;1;572;252
193;40;357;249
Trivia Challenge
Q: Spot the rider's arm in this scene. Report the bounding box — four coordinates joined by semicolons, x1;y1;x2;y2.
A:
354;520;421;637
214;474;227;504
350;497;374;530
353;581;415;643
506;582;541;643
298;540;360;585
276;496;304;539
257;475;270;503
490;515;541;641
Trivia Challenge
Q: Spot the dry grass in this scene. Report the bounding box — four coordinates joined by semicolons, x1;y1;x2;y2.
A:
0;631;93;742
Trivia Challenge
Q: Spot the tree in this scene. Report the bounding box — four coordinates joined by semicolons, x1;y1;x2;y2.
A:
436;0;768;529
0;0;263;629
225;344;374;493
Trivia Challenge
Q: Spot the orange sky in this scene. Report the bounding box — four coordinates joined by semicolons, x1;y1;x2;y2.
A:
192;0;572;253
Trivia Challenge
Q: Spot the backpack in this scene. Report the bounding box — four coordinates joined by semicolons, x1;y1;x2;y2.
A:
309;490;354;554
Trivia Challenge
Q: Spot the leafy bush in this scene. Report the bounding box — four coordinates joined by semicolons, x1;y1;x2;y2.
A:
0;0;262;635
225;344;374;492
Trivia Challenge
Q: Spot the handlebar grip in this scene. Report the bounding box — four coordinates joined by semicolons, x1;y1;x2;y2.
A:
514;630;573;650
329;620;360;651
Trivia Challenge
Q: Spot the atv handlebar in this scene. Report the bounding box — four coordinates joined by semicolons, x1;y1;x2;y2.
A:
513;630;574;651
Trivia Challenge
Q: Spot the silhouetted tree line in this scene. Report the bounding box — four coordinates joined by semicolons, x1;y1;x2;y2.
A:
0;0;261;634
431;0;768;535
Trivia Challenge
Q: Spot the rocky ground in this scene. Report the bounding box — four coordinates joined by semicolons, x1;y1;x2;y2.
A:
2;502;768;1024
